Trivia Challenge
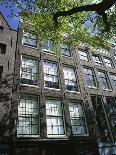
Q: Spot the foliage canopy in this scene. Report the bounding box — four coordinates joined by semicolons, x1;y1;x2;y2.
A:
1;0;116;49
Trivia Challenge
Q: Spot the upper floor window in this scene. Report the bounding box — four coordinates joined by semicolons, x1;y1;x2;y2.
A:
22;31;37;47
60;44;71;57
92;54;102;66
43;40;54;53
63;66;78;91
44;61;59;89
78;50;89;61
0;26;3;33
104;57;113;68
69;102;87;135
0;43;6;54
20;55;38;85
17;95;39;136
83;67;96;87
98;71;109;89
46;99;64;136
0;66;3;79
110;74;116;89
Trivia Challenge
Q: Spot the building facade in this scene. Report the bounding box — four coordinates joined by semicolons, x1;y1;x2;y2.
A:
0;12;17;155
0;13;116;155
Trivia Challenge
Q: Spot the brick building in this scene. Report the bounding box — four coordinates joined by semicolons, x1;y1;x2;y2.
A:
0;12;116;155
0;12;17;154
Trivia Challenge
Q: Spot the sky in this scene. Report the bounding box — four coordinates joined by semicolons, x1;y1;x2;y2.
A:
0;3;19;30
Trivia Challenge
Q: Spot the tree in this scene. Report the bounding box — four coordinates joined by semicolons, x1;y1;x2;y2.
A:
1;0;116;49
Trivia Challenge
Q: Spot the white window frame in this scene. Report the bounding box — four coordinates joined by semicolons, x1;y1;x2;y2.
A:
104;57;113;68
63;66;78;91
92;54;102;66
110;74;116;89
17;95;39;137
98;71;109;90
78;50;89;61
20;55;38;85
83;67;96;88
69;102;88;136
22;30;37;48
43;61;59;89
46;99;65;137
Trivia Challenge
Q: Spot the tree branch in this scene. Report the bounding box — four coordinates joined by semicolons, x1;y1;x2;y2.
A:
53;0;116;31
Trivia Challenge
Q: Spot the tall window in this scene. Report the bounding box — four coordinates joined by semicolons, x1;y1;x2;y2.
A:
92;54;102;66
17;95;39;136
0;66;3;79
0;26;3;33
46;99;64;136
63;67;78;91
110;74;116;89
0;43;6;54
43;40;54;52
104;57;113;67
20;55;38;84
69;102;87;135
44;61;59;89
60;44;71;56
98;71;109;89
78;50;89;61
83;67;96;87
22;31;37;47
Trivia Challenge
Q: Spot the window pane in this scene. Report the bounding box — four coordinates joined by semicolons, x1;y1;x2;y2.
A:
110;75;116;89
98;71;109;89
92;54;102;66
17;95;39;136
21;56;38;84
63;67;78;91
22;31;37;47
69;103;87;135
60;44;70;56
83;68;96;87
43;40;54;52
46;99;64;135
44;61;59;89
78;50;88;61
104;58;112;67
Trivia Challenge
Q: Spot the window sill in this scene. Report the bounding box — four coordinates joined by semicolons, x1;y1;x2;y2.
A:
72;134;89;137
47;135;67;138
20;83;39;88
22;44;38;49
103;89;112;91
44;87;61;91
17;134;39;138
66;90;80;93
87;86;97;89
42;49;55;55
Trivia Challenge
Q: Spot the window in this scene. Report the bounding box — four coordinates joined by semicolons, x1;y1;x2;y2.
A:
0;144;9;155
44;61;59;89
104;57;113;67
60;44;71;56
63;66;78;91
0;26;3;32
92;54;102;66
91;96;112;142
20;55;38;84
0;43;6;54
17;95;39;136
110;74;116;89
46;99;64;136
43;40;54;52
0;66;3;79
83;67;96;87
98;71;109;89
22;31;37;47
78;50;89;61
69;102;87;135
